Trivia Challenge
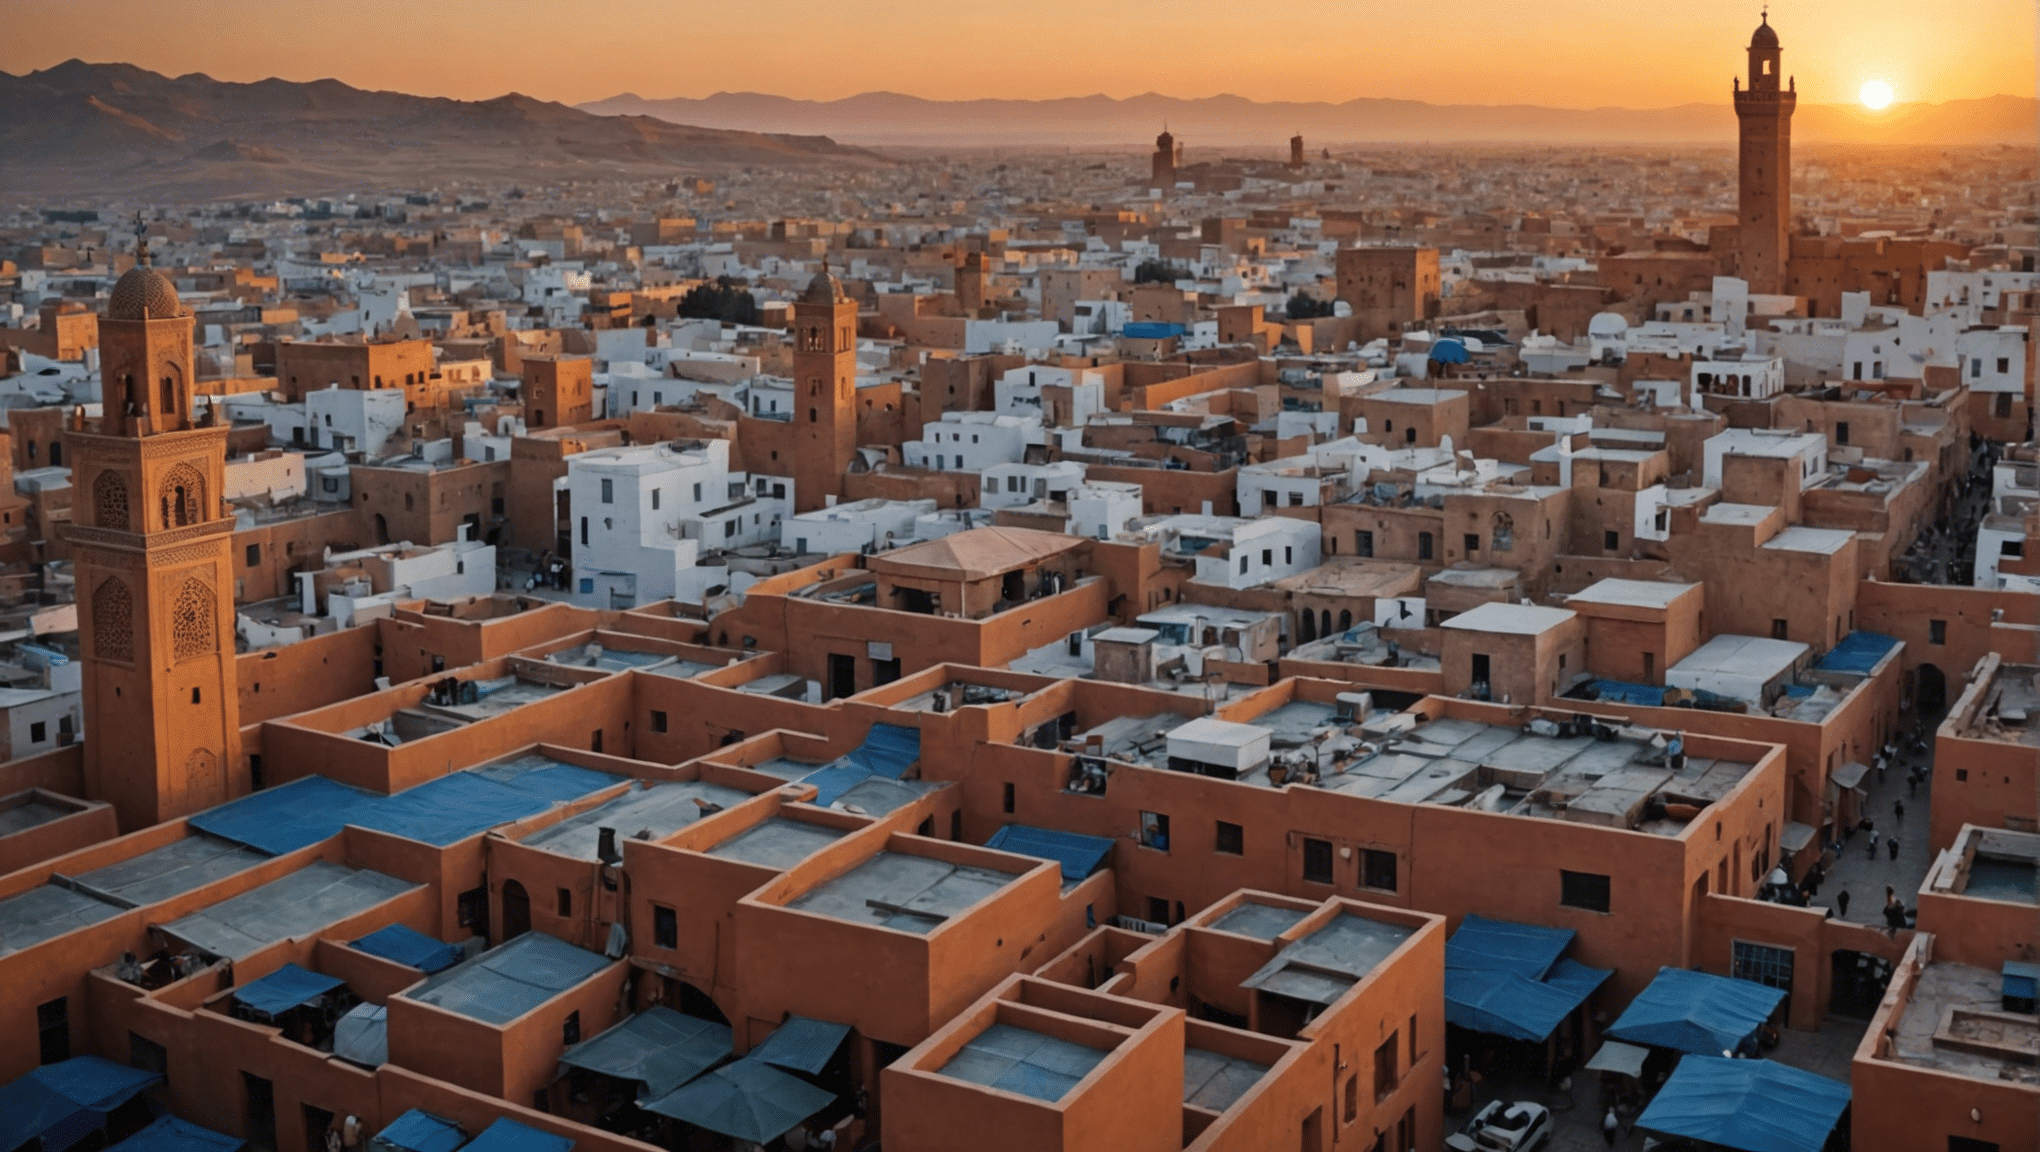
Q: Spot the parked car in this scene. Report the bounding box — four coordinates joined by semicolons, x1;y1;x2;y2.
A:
1446;1100;1552;1152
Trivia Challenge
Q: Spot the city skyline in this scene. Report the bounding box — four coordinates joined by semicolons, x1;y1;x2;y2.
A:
1;0;2033;111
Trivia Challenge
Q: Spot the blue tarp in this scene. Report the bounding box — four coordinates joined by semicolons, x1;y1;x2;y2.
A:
469;757;624;802
1446;958;1612;1042
796;763;872;807
107;1116;241;1152
1446;914;1574;979
1638;1056;1849;1152
189;766;604;856
1607;967;1786;1055
747;1016;852;1076
349;772;559;846
352;924;464;974
985;824;1115;883
234;962;345;1017
460;1119;572;1152
1588;679;1670;707
560;1007;732;1098
0;1056;163;1152
1814;631;1900;676
188;776;384;855
844;723;920;779
1122;322;1185;340
372;1110;464;1152
1429;338;1470;364
640;1058;835;1144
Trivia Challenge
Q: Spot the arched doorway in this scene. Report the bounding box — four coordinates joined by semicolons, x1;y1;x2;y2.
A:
1298;609;1316;644
1830;950;1893;1020
1917;663;1947;717
373;513;389;545
501;880;531;941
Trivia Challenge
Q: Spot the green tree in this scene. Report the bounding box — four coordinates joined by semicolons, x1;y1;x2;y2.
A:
1285;291;1336;320
1133;258;1192;284
676;276;760;325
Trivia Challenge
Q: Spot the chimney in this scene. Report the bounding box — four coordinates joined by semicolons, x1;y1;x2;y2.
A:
596;827;621;865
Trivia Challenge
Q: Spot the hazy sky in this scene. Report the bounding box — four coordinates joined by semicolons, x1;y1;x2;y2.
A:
2;0;2032;108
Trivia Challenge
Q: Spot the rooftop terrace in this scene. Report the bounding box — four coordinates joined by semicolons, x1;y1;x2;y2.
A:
402;931;614;1025
786;851;1022;935
1889;961;2040;1086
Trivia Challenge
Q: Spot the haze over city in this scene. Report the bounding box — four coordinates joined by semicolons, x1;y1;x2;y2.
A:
0;5;2034;1152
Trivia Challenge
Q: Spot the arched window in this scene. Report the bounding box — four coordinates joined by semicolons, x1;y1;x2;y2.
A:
404;492;414;511
93;470;129;529
160;376;176;419
92;578;134;663
159;463;204;528
808;408;818;423
171;576;216;661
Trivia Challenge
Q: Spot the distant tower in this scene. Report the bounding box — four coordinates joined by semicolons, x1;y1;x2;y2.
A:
1151;128;1177;188
1289;134;1304;169
66;222;240;830
957;250;989;316
1733;12;1794;295
791;267;858;513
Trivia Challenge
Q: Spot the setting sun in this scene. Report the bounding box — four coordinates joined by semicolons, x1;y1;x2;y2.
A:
1860;79;1895;109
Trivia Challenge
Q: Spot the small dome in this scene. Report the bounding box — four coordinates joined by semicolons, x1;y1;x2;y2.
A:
802;269;845;305
1749;16;1779;49
106;265;184;321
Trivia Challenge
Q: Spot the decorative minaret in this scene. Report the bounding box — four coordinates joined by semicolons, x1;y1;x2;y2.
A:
1151;127;1177;188
1733;11;1795;295
791;266;858;513
66;214;241;830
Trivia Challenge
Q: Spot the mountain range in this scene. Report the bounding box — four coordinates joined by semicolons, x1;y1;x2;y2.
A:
0;60;887;202
581;89;2040;149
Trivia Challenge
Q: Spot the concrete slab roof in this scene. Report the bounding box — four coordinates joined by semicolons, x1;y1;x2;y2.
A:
705;819;846;870
159;862;415;961
1240;912;1414;1005
0;883;121;956
1762;525;1854;555
1184;1047;1272;1112
521;781;752;858
1441;601;1577;635
404;931;614;1025
870;526;1081;579
1700;503;1776;525
0;795;74;837
788;851;1020;934
72;835;268;908
1671;634;1809;680
935;1020;1109;1103
1567;578;1701;610
1207;902;1310;941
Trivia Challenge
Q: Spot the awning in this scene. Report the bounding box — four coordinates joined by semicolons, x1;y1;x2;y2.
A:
1778;822;1817;854
1581;1040;1651;1079
460;1119;572;1152
1607;967;1786;1055
1638;1056;1849;1152
559;1006;732;1099
332;1003;388;1068
0;1056;164;1152
1445;914;1574;979
985;825;1115;883
844;723;920;778
371;1110;464;1152
352;924;463;974
640;1057;835;1144
234;963;345;1017
1829;761;1870;791
106;1116;242;1152
1444;958;1611;1042
747;1016;852;1076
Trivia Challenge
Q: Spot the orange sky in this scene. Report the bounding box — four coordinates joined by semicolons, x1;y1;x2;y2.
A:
1;0;2031;108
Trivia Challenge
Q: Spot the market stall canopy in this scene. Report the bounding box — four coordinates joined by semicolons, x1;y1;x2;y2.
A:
1606;967;1785;1055
1637;1056;1848;1152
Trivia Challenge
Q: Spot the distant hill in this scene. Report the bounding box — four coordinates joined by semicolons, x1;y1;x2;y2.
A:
0;60;889;202
581;88;2040;149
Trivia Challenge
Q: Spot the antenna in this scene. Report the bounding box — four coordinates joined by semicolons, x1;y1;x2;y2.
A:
132;211;150;266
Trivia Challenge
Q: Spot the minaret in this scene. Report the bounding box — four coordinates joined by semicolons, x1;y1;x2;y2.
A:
1151;128;1177;189
1733;11;1795;295
791;266;857;513
65;216;241;830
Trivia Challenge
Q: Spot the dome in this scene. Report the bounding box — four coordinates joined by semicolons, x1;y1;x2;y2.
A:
1749;16;1779;48
802;269;845;305
106;265;184;321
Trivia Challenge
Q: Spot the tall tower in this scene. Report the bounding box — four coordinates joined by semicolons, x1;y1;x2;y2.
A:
1289;134;1305;169
1150;128;1177;189
1733;12;1794;295
791;268;858;513
65;227;240;830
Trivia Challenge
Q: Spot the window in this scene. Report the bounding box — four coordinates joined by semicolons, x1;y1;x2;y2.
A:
246;543;261;567
1002;782;1015;814
1731;940;1795;995
1771;619;1789;640
1835;421;1850;445
1417;532;1433;561
653;905;677;949
129;1031;167;1075
579;518;588;547
1238;555;1249;575
556;887;573;917
1603;529;1620;551
1139;811;1170;851
651;489;660;510
650;710;667;733
1262;548;1273;567
1929;619;1946;645
1356;529;1374;557
1464;533;1479;554
1362;848;1397;892
2002;539;2025;559
1302;837;1334;884
37;998;67;1065
243;1072;276;1150
1560;869;1611;913
1215;820;1243;855
1971;358;1982;378
29;722;44;744
1998;357;2011;374
1374;1033;1399;1100
724;520;738;539
600;478;613;503
1343;1073;1358;1123
693;482;703;502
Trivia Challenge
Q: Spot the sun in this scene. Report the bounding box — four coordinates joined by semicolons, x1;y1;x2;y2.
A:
1860;80;1895;110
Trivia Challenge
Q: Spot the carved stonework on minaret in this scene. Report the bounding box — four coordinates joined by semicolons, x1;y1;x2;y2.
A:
1733;13;1795;296
63;236;243;831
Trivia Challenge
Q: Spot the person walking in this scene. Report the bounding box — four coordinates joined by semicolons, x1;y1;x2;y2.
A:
1889;834;1901;861
1603;1105;1620;1148
1867;829;1879;859
1894;798;1905;825
1835;888;1850;919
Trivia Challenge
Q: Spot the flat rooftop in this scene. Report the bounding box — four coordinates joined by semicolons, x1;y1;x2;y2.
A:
1441;601;1576;635
1241;912;1414;1005
159;862;416;961
1287;622;1440;671
1957;663;2039;747
72;834;268;908
1184;1048;1272;1112
704;818;846;870
520;780;752;858
0;883;123;956
1670;634;1808;682
1889;961;2040;1086
1567;578;1699;611
1207;902;1311;941
787;851;1018;935
403;931;613;1025
0;794;76;837
1763;525;1854;555
935;1021;1107;1103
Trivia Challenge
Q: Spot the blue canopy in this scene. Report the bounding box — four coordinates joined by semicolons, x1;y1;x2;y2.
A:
107;1116;242;1152
1446;958;1612;1042
1607;967;1786;1055
1813;631;1899;676
1122;322;1185;340
844;723;920;779
1446;914;1573;979
189;775;384;855
985;824;1114;882
0;1056;163;1152
348;772;559;846
1638;1056;1849;1152
747;1016;852;1076
1429;338;1470;364
371;1110;464;1152
796;763;872;807
1588;679;1670;707
352;924;463;973
560;1006;732;1098
460;1119;572;1152
641;1058;834;1144
235;963;345;1017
